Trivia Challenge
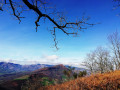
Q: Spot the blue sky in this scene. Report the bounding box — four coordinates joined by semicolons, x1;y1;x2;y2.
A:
0;0;120;67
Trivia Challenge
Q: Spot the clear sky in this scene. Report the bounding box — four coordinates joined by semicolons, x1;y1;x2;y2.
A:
0;0;120;67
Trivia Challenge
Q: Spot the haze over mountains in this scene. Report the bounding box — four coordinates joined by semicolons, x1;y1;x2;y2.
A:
0;62;53;75
0;62;85;75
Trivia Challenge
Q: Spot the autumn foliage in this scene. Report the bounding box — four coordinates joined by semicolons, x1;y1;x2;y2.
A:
40;70;120;90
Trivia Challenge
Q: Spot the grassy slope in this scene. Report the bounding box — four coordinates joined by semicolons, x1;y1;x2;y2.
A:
41;70;120;90
14;75;29;80
0;71;31;84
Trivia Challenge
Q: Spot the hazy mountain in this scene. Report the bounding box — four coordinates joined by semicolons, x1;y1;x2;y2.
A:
0;62;53;75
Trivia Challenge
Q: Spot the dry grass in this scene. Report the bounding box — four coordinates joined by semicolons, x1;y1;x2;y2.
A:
39;70;120;90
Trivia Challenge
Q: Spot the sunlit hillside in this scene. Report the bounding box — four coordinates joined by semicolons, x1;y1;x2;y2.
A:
41;70;120;90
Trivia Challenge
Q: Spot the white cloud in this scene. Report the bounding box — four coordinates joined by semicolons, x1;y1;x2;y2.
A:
0;58;15;63
0;55;85;68
42;55;58;60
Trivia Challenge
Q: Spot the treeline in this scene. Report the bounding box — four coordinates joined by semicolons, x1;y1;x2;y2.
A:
63;66;87;81
83;31;120;73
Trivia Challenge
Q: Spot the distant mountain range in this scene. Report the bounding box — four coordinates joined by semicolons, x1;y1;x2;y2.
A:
0;62;85;75
0;62;53;75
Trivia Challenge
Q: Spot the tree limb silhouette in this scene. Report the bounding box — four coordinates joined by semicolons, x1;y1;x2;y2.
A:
1;0;95;49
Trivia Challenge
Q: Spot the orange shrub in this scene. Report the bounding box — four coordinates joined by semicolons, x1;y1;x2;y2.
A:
39;70;120;90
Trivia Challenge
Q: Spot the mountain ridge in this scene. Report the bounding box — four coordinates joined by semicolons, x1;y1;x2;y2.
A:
0;62;85;75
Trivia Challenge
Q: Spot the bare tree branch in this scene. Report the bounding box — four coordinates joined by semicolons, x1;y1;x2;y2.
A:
108;31;120;69
9;0;21;23
1;0;96;49
35;15;41;32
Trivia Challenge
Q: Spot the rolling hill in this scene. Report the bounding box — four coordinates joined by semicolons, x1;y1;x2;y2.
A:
0;64;69;90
